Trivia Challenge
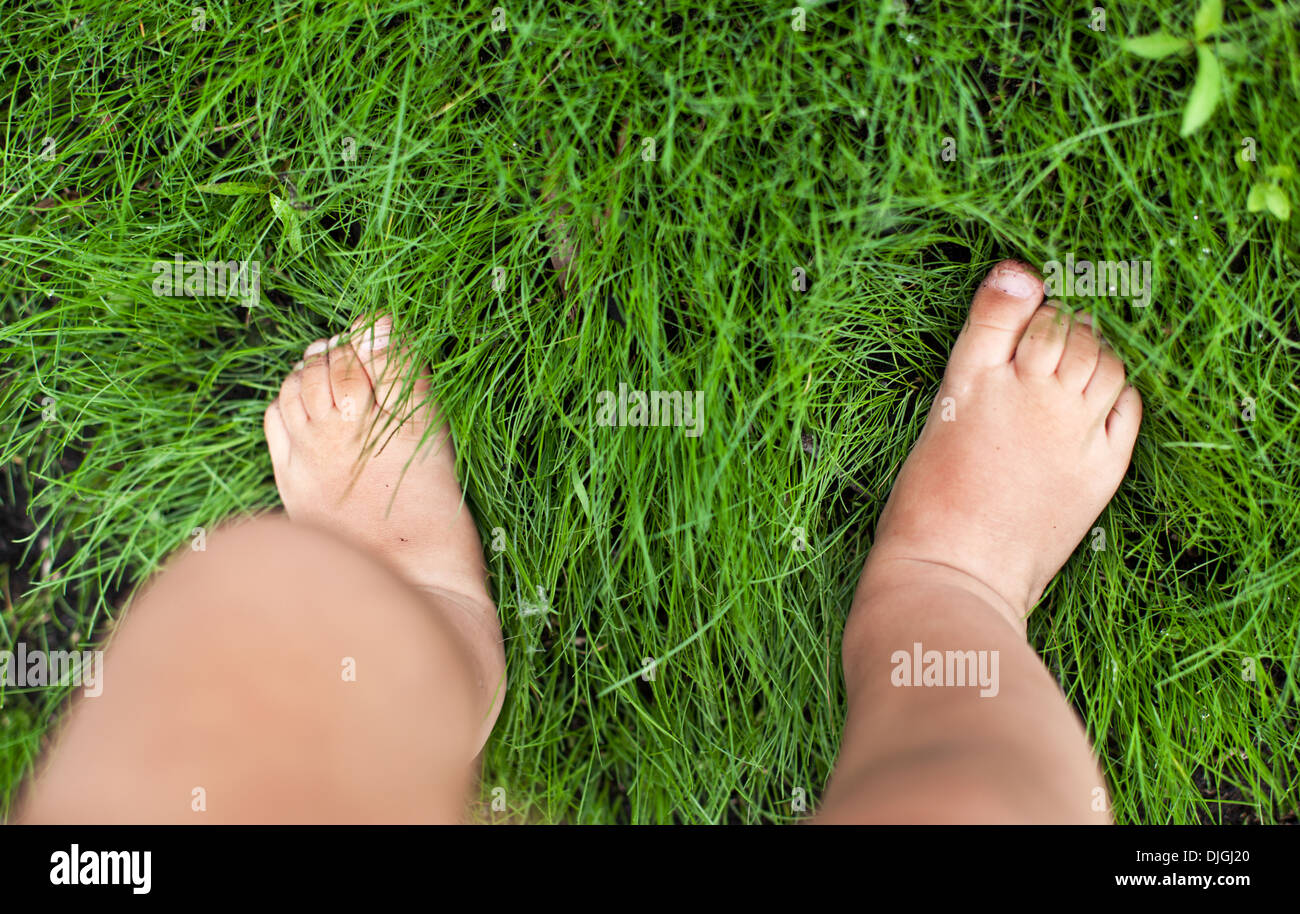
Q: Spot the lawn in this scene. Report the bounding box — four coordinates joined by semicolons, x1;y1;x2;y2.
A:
1;0;1297;823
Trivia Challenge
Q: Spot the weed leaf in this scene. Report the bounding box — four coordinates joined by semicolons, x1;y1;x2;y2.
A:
1194;0;1224;41
1121;32;1188;59
1180;45;1222;137
269;193;303;253
1264;185;1291;221
1247;183;1268;212
570;464;591;520
196;181;267;196
1217;41;1246;63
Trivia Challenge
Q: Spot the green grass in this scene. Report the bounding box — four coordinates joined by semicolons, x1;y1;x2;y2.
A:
2;0;1298;824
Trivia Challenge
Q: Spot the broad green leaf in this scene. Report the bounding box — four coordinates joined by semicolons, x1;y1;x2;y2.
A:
1194;0;1224;41
1121;31;1189;59
1265;164;1294;181
1246;183;1267;212
269;193;303;253
196;180;267;195
1264;184;1291;220
1216;41;1246;63
1180;45;1222;137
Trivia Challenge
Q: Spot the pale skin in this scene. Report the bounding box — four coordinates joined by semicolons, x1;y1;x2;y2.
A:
18;259;1138;823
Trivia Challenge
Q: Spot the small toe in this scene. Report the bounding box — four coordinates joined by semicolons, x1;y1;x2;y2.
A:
327;337;375;423
352;314;432;419
299;339;333;420
1085;344;1128;411
276;369;309;430
1106;384;1142;450
263;401;291;465
1056;312;1102;391
1014;303;1070;377
950;260;1046;367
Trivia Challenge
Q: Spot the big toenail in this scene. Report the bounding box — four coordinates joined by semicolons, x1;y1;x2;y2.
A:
988;266;1037;298
306;340;327;356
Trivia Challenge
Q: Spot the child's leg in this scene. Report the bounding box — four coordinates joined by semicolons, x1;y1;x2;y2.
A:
20;317;505;823
816;260;1141;823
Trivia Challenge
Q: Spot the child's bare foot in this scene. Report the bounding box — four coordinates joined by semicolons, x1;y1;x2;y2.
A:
858;260;1142;632
262;315;505;747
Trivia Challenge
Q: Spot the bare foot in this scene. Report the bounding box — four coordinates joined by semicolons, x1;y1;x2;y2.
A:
262;315;505;750
856;259;1142;633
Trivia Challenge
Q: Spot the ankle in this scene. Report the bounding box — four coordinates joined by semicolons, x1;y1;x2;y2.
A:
842;559;1030;708
855;554;1030;636
415;584;506;757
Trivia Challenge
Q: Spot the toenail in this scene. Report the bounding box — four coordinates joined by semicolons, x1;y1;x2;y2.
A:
291;360;305;372
356;318;390;355
306;340;327;356
987;265;1038;298
328;334;341;348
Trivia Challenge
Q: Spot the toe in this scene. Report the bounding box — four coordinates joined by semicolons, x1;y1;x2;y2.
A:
1106;384;1142;449
351;314;432;420
1014;303;1070;377
276;368;310;429
950;260;1045;367
327;336;375;423
299;339;333;420
1084;343;1127;411
263;400;291;465
1056;312;1102;391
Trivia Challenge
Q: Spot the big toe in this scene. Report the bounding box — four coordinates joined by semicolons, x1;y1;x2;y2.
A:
950;260;1046;367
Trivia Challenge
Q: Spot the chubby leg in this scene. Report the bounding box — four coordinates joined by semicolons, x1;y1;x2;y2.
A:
21;316;505;823
817;261;1140;824
21;518;488;823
